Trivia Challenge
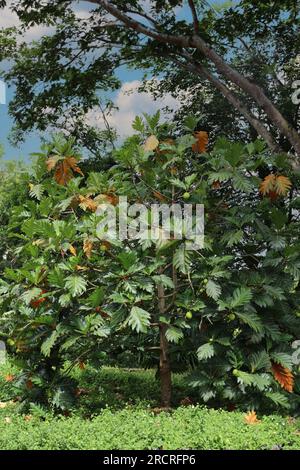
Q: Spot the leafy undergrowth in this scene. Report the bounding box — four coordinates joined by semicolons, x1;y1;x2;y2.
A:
0;362;300;450
0;403;300;450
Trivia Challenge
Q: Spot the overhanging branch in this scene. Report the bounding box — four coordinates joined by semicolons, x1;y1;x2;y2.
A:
84;0;300;156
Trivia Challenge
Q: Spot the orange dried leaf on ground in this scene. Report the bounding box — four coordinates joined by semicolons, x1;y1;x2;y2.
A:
78;361;86;370
244;410;261;425
83;239;93;259
24;415;32;422
192;131;208;153
271;362;294;393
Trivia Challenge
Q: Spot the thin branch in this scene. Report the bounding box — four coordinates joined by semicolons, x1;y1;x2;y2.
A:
99;100;116;149
125;9;159;28
188;0;200;34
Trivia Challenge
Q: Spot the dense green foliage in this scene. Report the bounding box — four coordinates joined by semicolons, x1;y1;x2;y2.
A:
0;115;299;412
0;156;29;270
0;365;300;450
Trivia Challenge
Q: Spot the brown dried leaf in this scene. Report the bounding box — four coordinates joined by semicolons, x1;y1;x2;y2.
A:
260;174;292;198
271;362;294;393
78;195;98;212
47;156;84;186
192;131;208;153
83;239;93;259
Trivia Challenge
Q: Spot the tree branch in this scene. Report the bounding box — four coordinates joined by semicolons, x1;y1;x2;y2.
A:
85;0;300;156
176;51;282;153
188;0;200;34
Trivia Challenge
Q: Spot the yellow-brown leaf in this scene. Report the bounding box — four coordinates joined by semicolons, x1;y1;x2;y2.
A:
275;175;292;195
244;410;261;425
75;265;88;271
259;174;276;195
46;155;59;171
271;362;294;393
83;239;93;259
192;131;208;153
94;193;118;206
69;245;77;256
143;135;159;152
78;195;98;212
260;174;292;198
47;156;84;186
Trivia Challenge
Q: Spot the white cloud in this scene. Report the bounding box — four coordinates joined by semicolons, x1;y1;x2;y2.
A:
0;7;52;40
86;80;181;137
0;3;99;42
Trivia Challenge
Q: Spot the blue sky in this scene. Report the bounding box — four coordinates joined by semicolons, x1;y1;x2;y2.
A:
0;0;232;162
0;65;145;161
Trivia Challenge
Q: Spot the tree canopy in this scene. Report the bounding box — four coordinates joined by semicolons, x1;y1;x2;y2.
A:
0;117;300;410
0;0;299;161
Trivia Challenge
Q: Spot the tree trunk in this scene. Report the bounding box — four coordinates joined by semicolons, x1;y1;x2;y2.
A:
159;322;172;408
158;279;172;408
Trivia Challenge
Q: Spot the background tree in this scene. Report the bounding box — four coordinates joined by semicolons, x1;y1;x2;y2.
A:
0;0;299;160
